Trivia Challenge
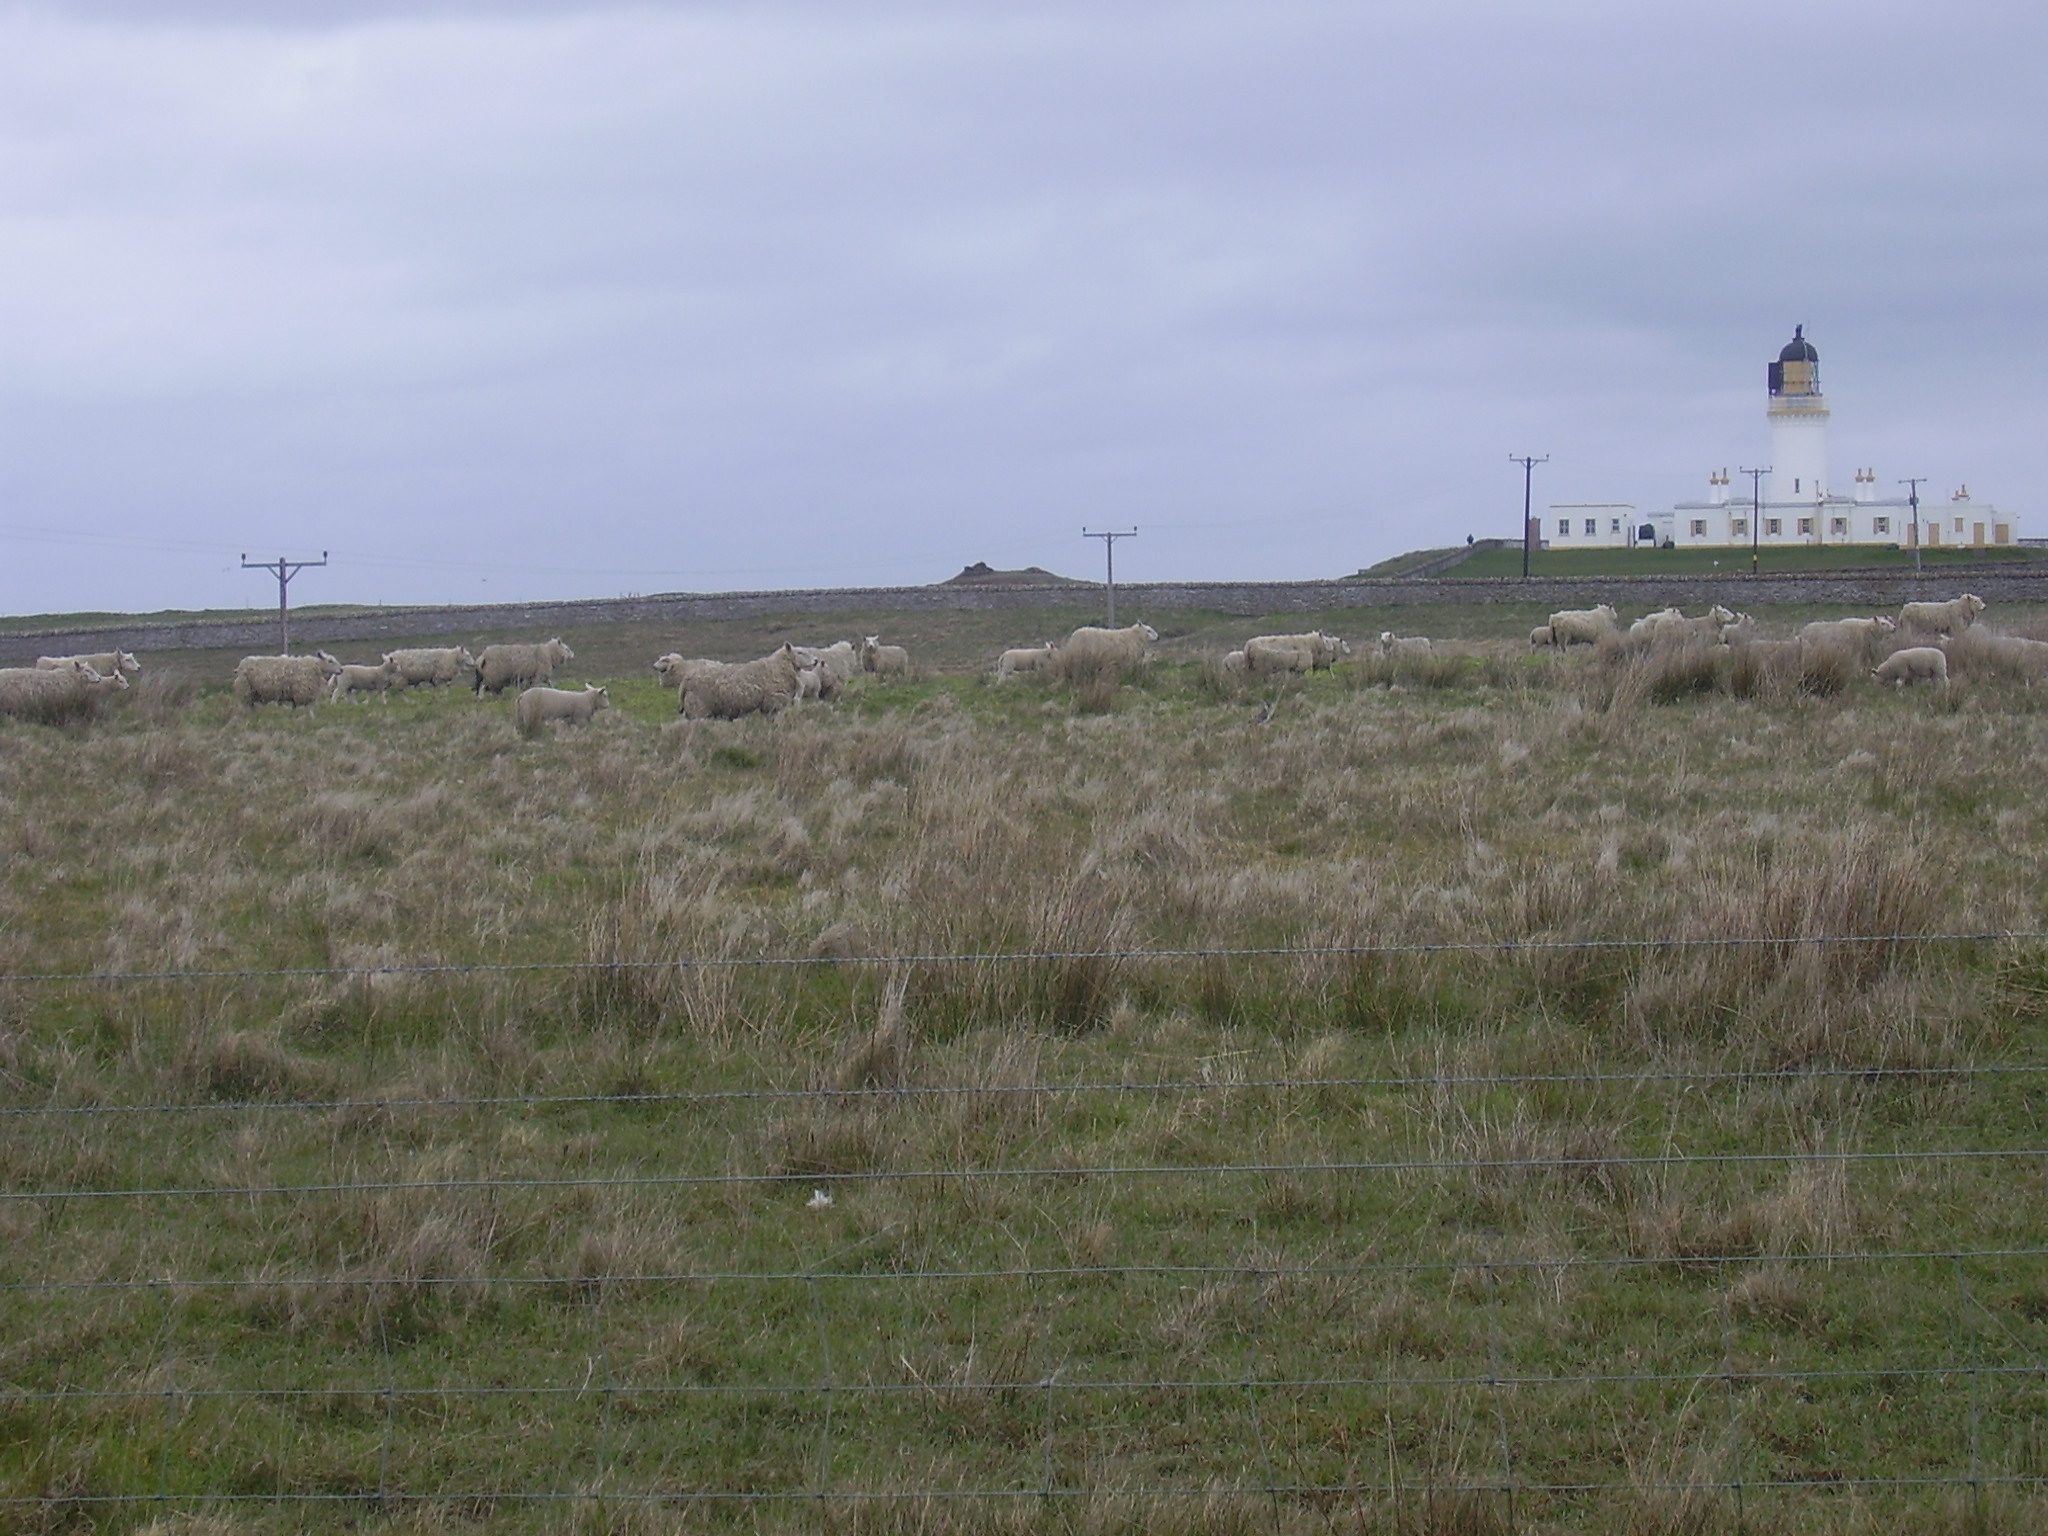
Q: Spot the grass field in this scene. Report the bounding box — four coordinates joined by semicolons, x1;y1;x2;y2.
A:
5;608;2048;1534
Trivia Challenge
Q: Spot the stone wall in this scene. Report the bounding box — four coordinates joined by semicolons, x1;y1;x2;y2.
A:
6;566;2046;665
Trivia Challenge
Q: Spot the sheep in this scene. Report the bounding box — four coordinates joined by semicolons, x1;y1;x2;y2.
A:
1943;629;2048;681
516;683;611;736
1629;606;1735;646
1242;631;1347;676
1547;605;1620;646
994;643;1058;681
795;661;825;703
328;658;404;703
792;641;859;699
473;638;574;696
1059;623;1158;674
1529;625;1555;648
1626;607;1685;639
36;650;140;678
381;646;475;689
1220;649;1249;675
232;652;341;708
0;663;128;724
1378;632;1434;660
1899;594;1986;635
860;636;912;679
652;653;718;691
1799;617;1897;661
679;645;803;720
1873;646;1949;687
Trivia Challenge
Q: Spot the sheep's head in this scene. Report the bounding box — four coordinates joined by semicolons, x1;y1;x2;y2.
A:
1138;624;1159;642
1876;617;1898;634
316;651;342;676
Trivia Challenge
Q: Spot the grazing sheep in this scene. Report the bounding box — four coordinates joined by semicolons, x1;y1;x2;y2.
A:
1547;605;1620;646
0;664;128;724
792;641;859;699
1220;649;1249;675
860;636;912;679
994;643;1058;681
1626;607;1685;639
1873;646;1949;687
1799;617;1897;661
232;652;341;708
1629;606;1734;646
1899;594;1986;635
473;638;574;696
516;684;610;736
1059;623;1158;673
1529;625;1556;648
381;646;476;689
1242;632;1348;675
679;645;803;719
36;650;140;678
328;658;404;703
1378;632;1434;660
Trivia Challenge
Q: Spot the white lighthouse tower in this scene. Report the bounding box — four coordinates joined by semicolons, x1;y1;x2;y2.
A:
1767;325;1828;507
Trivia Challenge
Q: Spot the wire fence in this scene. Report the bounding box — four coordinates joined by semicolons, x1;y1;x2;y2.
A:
5;934;2046;1529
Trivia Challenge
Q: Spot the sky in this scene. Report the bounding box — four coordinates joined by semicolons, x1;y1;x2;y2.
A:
2;0;2044;616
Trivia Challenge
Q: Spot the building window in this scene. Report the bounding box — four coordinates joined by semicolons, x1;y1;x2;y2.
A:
1610;518;1622;533
1873;517;1891;536
1766;518;1782;536
1583;518;1597;536
1955;517;1965;534
1558;519;1570;537
1731;518;1748;537
1797;517;1813;535
1690;519;1707;538
1830;517;1848;536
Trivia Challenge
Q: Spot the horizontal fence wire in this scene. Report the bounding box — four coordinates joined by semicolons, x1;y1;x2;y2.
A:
7;936;2046;1523
0;925;2039;986
5;1061;2046;1121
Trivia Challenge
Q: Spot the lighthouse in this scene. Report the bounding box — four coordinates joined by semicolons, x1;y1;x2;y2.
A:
1767;324;1829;508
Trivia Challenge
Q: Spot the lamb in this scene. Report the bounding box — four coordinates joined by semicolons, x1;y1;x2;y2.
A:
994;643;1058;681
1799;616;1897;661
1546;605;1620;646
36;650;140;678
233;652;342;708
1872;646;1949;687
1899;594;1986;635
860;636;912;679
795;662;825;703
1059;623;1158;674
473;638;574;696
1378;632;1434;660
515;683;611;736
328;658;404;703
1220;649;1249;675
0;663;128;724
792;641;859;699
381;646;476;689
679;645;803;719
1529;625;1555;648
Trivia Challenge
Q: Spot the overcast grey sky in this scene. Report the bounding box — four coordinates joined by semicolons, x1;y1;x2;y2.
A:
3;0;2043;615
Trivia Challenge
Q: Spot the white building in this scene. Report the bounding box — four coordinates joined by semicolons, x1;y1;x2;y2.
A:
1547;327;2019;550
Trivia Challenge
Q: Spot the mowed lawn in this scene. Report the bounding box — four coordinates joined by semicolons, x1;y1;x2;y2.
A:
4;603;2048;1534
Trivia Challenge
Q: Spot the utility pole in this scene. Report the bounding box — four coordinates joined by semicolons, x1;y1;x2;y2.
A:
1899;477;1927;576
1739;468;1770;577
1082;527;1137;626
1510;455;1548;579
241;551;328;653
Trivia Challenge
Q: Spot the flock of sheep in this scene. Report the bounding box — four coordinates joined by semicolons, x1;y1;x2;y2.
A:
0;591;2017;729
1530;593;1998;686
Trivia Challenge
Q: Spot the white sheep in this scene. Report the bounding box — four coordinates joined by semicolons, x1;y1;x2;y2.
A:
860;636;912;679
381;646;475;688
1873;646;1949;687
1220;649;1249;675
1625;607;1685;639
1529;625;1555;648
516;683;611;735
1799;617;1897;661
679;645;803;719
36;650;140;678
1546;605;1620;646
1242;632;1348;675
1059;623;1158;674
1899;594;1986;634
795;661;824;703
328;658;404;703
0;664;128;724
792;641;859;698
474;638;574;696
1378;632;1434;660
652;653;718;691
994;643;1058;681
233;652;341;708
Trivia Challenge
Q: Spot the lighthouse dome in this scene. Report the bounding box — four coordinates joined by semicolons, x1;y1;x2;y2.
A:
1779;325;1818;363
